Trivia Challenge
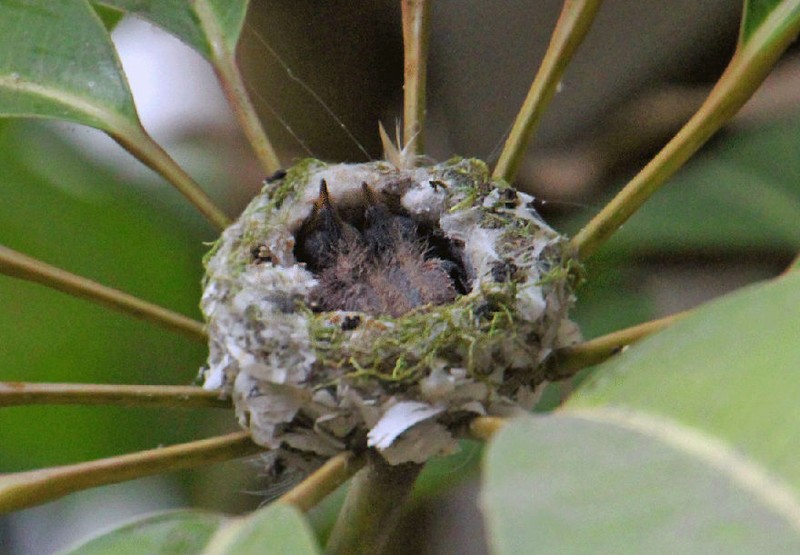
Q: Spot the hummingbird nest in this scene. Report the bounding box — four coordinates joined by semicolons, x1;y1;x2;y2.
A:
200;157;579;472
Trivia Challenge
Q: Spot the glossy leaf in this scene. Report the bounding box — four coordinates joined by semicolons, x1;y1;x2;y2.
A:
94;0;281;176
62;510;228;555
0;0;137;130
202;504;321;555
482;272;800;550
95;0;249;59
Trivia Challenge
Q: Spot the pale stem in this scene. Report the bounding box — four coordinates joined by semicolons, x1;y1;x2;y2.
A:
0;382;228;409
325;451;423;555
193;0;282;175
212;52;282;175
492;0;603;183
0;432;263;514
111;122;231;230
571;7;800;259
401;0;431;157
0;244;206;341
546;311;686;379
278;451;366;512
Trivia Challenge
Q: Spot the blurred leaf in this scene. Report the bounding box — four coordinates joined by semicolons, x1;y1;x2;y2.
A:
0;0;137;130
62;510;228;555
202;504;321;555
482;272;800;550
95;0;249;59
0;121;212;471
740;0;800;44
598;118;800;256
482;414;800;553
570;272;800;482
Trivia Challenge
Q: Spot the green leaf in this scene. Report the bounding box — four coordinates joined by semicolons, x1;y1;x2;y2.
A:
482;414;800;553
740;0;800;44
0;0;137;130
93;0;281;179
0;1;231;231
571;272;800;484
62;510;228;554
482;273;800;550
202;504;321;555
95;0;249;59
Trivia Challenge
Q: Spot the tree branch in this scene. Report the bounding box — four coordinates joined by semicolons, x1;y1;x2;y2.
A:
0;244;206;341
0;382;228;409
0;432;263;514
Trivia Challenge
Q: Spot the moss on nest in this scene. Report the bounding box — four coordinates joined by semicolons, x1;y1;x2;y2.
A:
200;157;580;471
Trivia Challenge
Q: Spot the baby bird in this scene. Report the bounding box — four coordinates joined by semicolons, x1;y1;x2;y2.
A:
298;180;458;318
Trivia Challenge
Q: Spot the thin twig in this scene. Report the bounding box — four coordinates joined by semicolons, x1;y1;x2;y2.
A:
570;7;800;259
0;382;228;409
0;432;263;514
492;0;603;183
193;0;282;175
325;451;423;555
546;311;686;380
112;122;231;231
0;244;206;341
401;0;431;158
278;451;366;512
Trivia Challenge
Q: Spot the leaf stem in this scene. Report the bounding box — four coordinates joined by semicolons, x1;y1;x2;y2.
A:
401;0;431;157
570;5;800;259
112;122;231;230
278;451;366;512
546;311;686;379
0;431;262;514
0;382;228;409
325;451;422;555
492;0;603;183
193;0;282;175
0;244;206;341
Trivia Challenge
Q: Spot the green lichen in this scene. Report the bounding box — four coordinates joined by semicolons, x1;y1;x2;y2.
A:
308;283;521;388
262;158;326;213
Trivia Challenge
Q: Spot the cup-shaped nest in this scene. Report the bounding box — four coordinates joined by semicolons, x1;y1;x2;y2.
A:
201;158;580;473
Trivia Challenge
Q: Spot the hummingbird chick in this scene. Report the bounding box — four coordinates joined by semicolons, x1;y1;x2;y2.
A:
297;180;460;318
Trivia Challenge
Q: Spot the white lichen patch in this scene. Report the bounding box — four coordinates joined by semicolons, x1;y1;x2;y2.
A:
200;158;580;473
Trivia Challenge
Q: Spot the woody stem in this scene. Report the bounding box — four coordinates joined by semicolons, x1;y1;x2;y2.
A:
324;451;423;555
